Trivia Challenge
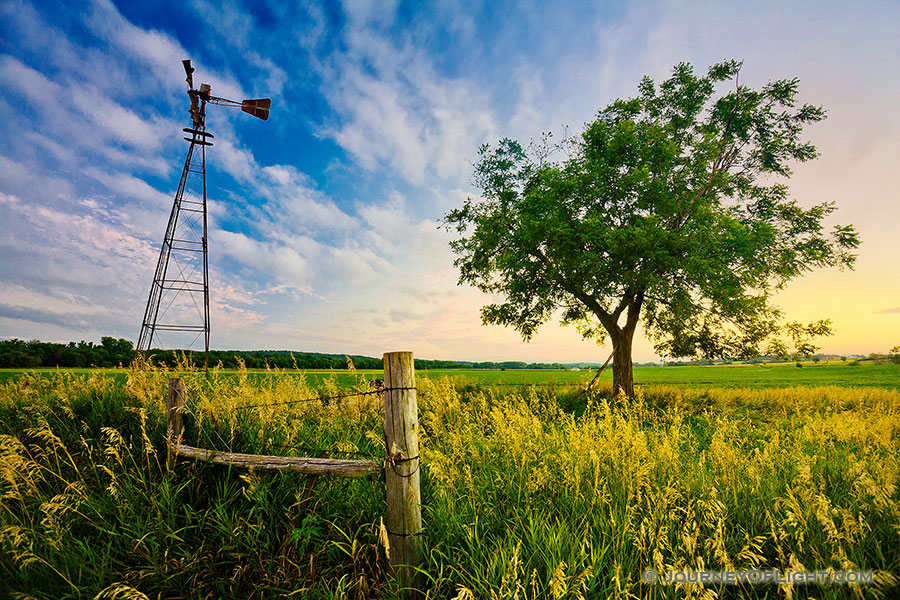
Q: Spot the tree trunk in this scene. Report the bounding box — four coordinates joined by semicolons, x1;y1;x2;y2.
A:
595;292;643;399
610;328;635;398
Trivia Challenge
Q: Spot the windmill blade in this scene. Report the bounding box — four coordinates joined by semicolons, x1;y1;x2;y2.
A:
189;93;201;128
182;59;195;89
241;98;271;120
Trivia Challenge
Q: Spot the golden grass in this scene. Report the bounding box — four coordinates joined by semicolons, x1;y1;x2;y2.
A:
0;366;898;598
417;379;900;599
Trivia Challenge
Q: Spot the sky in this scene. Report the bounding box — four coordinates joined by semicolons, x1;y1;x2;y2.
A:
0;0;898;363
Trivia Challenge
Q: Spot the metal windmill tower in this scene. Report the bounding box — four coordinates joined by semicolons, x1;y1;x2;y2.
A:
136;60;270;372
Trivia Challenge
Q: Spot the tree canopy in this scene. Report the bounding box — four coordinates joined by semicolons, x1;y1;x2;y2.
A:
0;337;134;368
444;60;859;396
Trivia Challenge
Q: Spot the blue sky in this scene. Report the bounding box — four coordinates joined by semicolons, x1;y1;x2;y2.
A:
1;0;898;362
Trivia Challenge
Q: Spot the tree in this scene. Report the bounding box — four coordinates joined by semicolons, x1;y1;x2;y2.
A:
444;61;859;396
766;319;833;363
890;346;900;365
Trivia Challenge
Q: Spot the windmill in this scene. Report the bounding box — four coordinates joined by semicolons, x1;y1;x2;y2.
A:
136;60;271;373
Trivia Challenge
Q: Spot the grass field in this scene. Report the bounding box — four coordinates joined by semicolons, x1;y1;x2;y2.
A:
1;359;897;389
418;361;900;389
1;366;898;598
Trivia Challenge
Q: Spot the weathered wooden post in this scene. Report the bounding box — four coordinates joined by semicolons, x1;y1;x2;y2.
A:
166;377;185;470
383;351;423;598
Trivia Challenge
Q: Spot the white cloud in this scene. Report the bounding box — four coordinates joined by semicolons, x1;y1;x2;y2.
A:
86;0;246;100
317;24;496;185
341;0;401;29
85;0;187;92
69;86;167;150
85;169;173;210
0;285;113;319
23;132;79;165
187;0;288;96
189;0;253;48
259;165;357;232
0;55;177;174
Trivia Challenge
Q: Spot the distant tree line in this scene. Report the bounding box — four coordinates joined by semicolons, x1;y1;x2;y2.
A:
0;337;569;370
464;361;568;370
664;351;900;366
141;352;569;371
0;337;135;368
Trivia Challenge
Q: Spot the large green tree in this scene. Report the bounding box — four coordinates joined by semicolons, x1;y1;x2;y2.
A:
444;61;859;396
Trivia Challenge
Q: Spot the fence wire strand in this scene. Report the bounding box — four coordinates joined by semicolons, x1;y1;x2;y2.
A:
175;380;573;466
388;454;420;478
174;384;423;462
231;389;378;412
232;386;416;412
175;386;232;453
253;441;382;461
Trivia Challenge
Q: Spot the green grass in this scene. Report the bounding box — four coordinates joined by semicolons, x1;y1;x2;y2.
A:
618;361;900;389
1;368;898;598
417;361;900;389
0;369;389;599
2;360;897;389
421;381;900;599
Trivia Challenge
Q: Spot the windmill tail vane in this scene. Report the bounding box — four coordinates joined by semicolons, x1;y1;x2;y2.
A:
135;60;271;374
240;98;271;120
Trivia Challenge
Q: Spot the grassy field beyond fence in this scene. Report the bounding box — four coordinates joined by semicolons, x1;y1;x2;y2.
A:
1;359;898;389
1;366;898;598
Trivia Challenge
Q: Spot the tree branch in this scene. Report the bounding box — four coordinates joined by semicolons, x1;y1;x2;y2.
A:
672;78;745;230
528;244;619;334
575;346;616;398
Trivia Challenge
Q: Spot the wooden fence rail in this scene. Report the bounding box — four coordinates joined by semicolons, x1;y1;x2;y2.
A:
166;351;423;598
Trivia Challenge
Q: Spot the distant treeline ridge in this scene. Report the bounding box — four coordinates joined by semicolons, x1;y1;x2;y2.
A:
4;337;890;370
0;337;135;368
0;338;571;370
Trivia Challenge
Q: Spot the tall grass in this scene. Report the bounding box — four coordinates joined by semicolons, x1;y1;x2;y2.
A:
1;365;389;599
419;381;900;599
1;365;898;599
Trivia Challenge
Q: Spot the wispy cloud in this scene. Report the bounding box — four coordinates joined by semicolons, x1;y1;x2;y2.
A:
315;18;496;185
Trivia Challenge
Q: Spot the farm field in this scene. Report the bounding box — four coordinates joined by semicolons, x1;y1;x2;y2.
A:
1;366;898;599
418;361;900;390
1;360;898;389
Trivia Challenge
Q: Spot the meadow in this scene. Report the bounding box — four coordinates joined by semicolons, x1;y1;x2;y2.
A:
1;364;898;599
1;359;897;389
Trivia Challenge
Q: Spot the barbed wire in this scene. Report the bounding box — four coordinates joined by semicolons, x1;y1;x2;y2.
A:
250;440;382;460
174;395;383;460
465;381;580;387
447;381;648;389
231;386;417;412
175;385;413;460
221;381;599;416
387;454;420;478
173;379;604;468
174;385;232;453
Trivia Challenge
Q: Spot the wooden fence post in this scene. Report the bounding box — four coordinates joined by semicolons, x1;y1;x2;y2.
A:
383;351;423;598
167;377;185;470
